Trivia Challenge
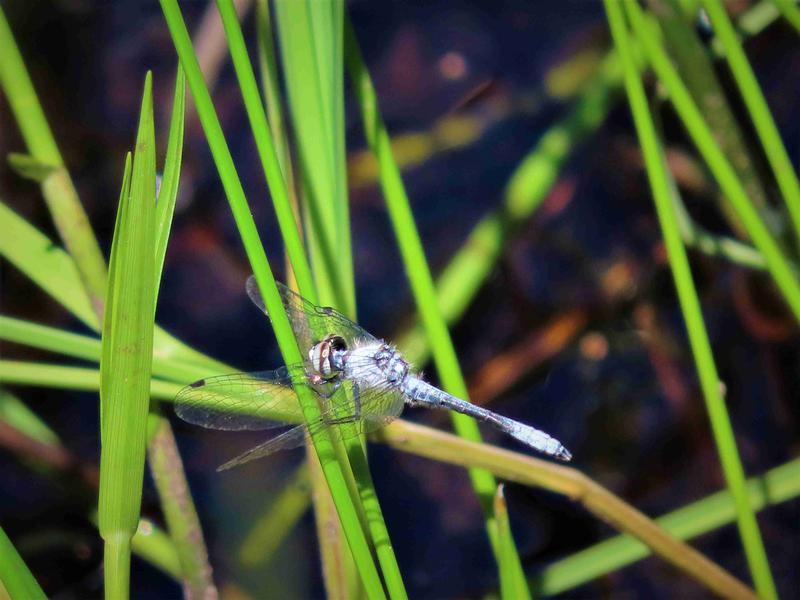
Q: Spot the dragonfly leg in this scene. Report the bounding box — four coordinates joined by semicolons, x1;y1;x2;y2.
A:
315;379;342;399
352;383;362;420
325;415;360;425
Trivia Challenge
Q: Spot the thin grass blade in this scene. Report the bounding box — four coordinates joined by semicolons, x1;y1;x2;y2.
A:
268;4;406;595
0;315;219;386
0;197;226;376
0;361;180;401
1;9;225;373
0;388;60;447
147;65;217;598
273;0;354;313
345;16;530;593
626;1;800;325
3;355;787;599
130;519;182;582
255;0;295;188
494;485;532;600
0;526;47;600
0;201;100;330
215;0;316;299
539;457;800;595
0;6;108;308
771;0;800;34
157;2;386;596
608;3;776;597
154;67;186;296
648;0;771;234
699;0;800;252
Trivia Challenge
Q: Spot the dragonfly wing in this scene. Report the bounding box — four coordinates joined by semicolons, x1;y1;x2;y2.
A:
358;382;406;424
214;382;408;471
319;380;406;438
246;277;376;351
217;426;308;471
174;366;316;431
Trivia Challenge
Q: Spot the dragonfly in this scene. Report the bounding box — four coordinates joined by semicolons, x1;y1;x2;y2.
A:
174;278;572;471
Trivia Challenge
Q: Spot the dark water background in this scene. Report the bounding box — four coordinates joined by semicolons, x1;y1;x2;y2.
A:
1;0;799;598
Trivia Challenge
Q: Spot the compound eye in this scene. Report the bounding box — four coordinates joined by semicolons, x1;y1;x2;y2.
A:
328;335;347;352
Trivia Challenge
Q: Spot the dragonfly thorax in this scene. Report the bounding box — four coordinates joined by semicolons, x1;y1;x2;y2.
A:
308;335;348;378
344;341;410;388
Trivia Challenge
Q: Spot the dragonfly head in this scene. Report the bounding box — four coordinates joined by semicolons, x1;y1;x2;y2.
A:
309;335;348;378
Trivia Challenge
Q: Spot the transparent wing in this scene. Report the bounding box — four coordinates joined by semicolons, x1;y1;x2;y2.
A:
217;426;308;471
349;378;407;425
173;365;334;431
212;380;408;470
246;277;376;351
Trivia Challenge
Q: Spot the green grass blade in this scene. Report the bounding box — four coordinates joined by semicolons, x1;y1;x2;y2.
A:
255;0;295;187
652;0;771;231
0;6;108;309
0;361;180;400
268;4;405;595
273;0;354;313
130;519;182;582
771;0;800;32
539;457;800;594
0;196;226;376
154;67;186;296
736;0;782;37
87;511;183;583
0;394;183;588
608;3;776;597
0;201;99;330
0;7;60;165
344;17;529;594
218;0;405;598
2;315;225;598
100;153;133;415
494;486;532;600
158;2;386;596
700;0;800;252
627;1;800;325
215;0;316;298
0;525;47;600
0;388;59;447
0;316;101;365
98;73;158;600
0;316;222;386
669;182;769;271
0;10;224;373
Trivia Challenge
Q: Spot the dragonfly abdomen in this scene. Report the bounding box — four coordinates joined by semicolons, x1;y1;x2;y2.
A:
401;378;572;460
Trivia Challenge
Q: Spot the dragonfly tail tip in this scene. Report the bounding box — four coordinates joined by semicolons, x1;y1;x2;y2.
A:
557;446;572;461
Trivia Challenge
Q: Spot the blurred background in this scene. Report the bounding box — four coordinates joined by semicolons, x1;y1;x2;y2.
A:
1;0;799;598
